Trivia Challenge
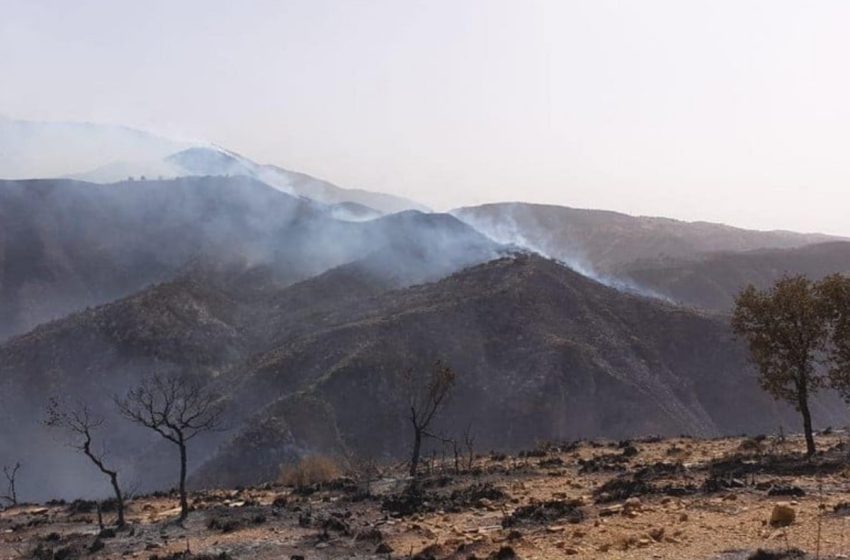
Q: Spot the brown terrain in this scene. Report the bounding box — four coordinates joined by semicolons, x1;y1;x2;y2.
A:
4;432;850;560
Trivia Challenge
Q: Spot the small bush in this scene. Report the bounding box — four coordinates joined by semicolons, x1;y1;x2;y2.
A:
739;437;764;453
279;455;342;488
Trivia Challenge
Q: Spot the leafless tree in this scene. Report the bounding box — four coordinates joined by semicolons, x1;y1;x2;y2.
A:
45;398;126;526
1;462;20;507
404;360;456;478
449;437;461;474
463;423;476;471
116;373;224;521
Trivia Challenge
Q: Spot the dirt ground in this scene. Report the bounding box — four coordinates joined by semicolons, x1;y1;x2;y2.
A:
3;433;850;560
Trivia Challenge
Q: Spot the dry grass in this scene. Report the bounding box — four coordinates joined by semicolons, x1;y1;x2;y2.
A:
278;455;342;488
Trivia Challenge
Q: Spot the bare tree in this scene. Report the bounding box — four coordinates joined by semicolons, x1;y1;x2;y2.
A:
116;374;224;521
1;463;20;507
449;437;461;474
463;423;476;471
404;360;456;478
44;398;126;527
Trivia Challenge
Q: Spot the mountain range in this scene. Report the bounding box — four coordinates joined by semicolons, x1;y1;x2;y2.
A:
2;119;850;501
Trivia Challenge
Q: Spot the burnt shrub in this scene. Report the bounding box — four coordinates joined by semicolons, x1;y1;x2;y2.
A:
501;499;584;527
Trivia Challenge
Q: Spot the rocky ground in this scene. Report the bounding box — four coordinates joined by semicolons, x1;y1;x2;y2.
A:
3;433;850;560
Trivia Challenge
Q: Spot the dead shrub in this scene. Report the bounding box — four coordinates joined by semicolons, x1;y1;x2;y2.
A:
279;455;341;488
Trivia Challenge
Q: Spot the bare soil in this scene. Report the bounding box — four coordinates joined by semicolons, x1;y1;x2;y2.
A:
3;433;850;560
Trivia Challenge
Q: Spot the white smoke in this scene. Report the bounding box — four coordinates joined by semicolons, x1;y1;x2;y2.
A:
452;205;672;301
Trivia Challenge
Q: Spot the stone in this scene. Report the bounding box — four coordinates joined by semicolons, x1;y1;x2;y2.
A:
624;497;642;511
769;503;796;527
648;527;665;542
599;504;623;517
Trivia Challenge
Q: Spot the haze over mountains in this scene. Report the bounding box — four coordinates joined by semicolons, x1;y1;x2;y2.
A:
2;119;850;501
2;117;425;214
454;203;840;276
0;116;191;180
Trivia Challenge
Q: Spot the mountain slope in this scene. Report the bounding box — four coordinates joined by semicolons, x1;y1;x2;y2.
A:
202;255;848;486
4;252;846;496
0;228;501;499
0;118;425;213
0;176;492;341
169;147;428;213
614;241;850;312
453;202;842;275
0;175;322;339
73;146;427;214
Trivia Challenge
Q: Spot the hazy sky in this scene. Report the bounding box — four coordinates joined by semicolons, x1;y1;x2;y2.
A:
3;0;850;234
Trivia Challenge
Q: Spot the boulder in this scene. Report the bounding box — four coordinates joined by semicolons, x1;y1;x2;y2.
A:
769;503;796;527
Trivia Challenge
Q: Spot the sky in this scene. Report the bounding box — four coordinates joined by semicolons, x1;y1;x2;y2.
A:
2;0;850;234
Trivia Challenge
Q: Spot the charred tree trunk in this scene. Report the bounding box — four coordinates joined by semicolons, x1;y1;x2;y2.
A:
109;473;125;527
178;438;189;520
80;436;125;528
409;427;423;477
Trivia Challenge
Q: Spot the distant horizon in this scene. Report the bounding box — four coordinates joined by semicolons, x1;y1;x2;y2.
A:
2;114;849;239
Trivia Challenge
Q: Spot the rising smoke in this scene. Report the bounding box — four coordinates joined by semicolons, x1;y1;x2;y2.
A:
451;205;672;301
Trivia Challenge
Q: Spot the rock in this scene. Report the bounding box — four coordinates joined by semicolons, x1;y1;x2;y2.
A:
678;512;689;522
375;543;393;554
769;503;796;527
648;527;665;542
624;497;642;514
599;504;623;517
